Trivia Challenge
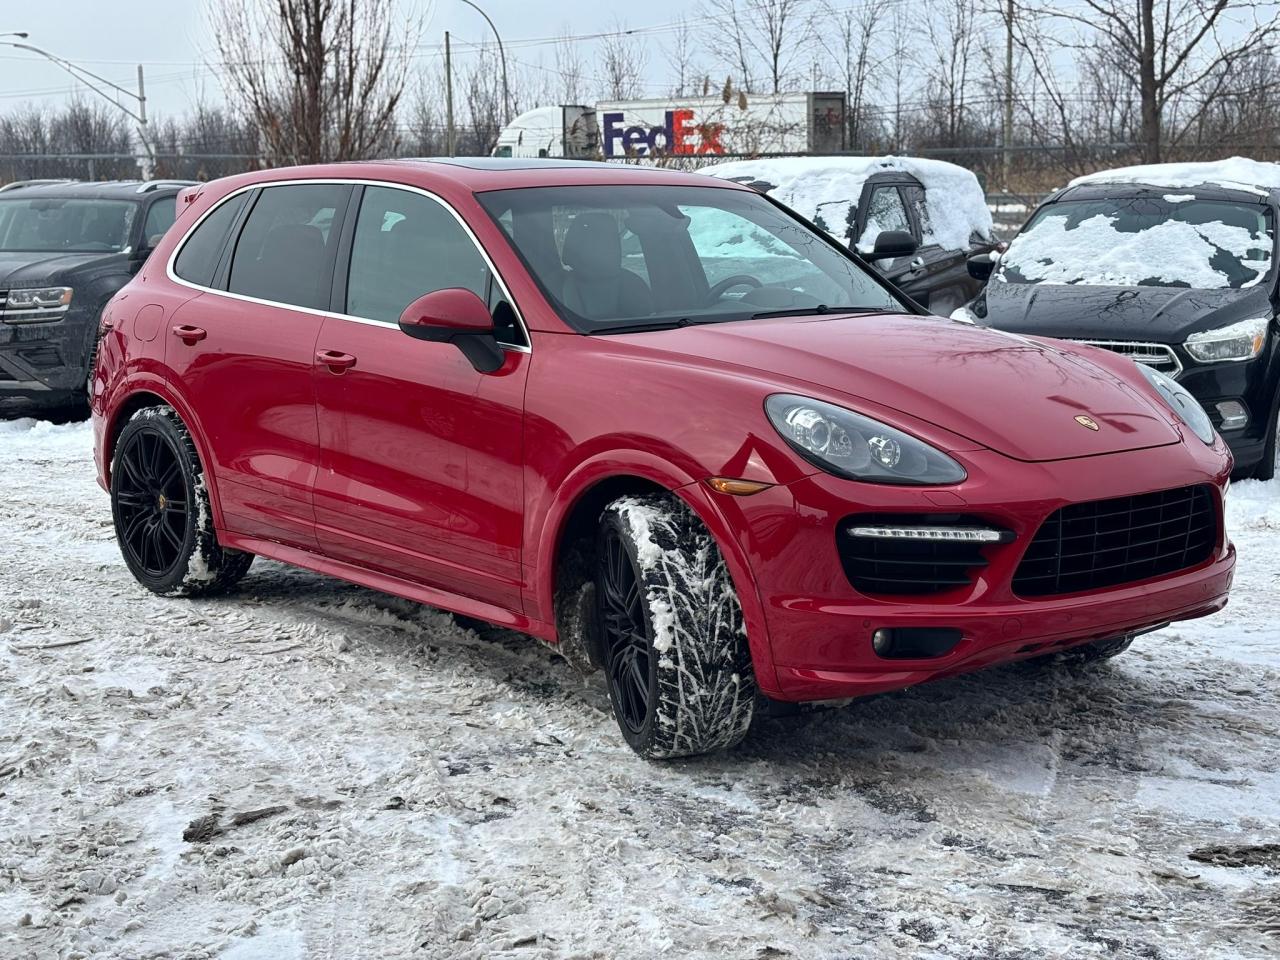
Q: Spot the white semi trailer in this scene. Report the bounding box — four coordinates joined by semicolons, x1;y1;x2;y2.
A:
491;92;846;160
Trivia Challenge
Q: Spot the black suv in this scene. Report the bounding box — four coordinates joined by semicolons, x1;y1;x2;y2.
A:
965;171;1280;479
0;179;194;412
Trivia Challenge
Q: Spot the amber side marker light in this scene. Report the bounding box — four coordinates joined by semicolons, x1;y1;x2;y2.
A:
706;477;773;496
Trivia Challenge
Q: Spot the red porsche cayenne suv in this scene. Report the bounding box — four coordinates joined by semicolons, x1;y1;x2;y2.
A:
91;158;1235;758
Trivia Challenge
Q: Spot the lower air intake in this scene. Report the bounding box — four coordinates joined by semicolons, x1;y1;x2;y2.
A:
1013;485;1217;597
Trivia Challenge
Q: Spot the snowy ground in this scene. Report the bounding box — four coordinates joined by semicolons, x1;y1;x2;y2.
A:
1;416;1277;960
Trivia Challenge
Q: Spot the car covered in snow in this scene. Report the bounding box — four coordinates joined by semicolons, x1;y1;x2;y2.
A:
0;178;191;413
92;158;1234;759
701;156;998;313
961;158;1280;478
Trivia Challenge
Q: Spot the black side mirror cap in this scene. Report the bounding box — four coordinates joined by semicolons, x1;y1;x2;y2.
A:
864;230;918;261
967;252;1000;281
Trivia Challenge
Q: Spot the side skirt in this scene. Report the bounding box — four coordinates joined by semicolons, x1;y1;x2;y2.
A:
218;531;559;643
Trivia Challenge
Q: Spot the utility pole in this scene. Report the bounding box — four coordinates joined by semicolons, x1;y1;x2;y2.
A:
445;31;456;157
1003;0;1014;191
458;0;511;125
0;38;155;179
136;64;153;179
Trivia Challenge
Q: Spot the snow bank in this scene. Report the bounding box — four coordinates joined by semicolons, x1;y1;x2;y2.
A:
701;156;994;251
1001;210;1271;288
1070;157;1280;196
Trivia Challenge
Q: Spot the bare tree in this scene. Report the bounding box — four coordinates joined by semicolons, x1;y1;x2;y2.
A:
923;0;983;145
1027;0;1280;162
600;20;647;100
884;5;914;152
817;0;880;149
553;31;587;104
703;0;813;94
666;17;700;97
209;0;417;164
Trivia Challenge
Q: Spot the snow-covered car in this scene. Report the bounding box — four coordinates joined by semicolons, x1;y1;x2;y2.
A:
962;158;1280;479
701;156;998;314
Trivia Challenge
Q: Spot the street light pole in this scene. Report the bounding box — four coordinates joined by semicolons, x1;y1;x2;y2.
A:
457;0;511;125
0;38;155;179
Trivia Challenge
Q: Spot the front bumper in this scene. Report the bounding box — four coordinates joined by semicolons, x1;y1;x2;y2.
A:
723;440;1235;702
0;305;94;403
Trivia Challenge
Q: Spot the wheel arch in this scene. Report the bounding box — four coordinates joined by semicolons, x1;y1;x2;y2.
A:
102;378;226;529
537;455;778;693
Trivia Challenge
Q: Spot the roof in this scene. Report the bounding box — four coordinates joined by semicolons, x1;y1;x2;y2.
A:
1067;157;1280;200
0;179;196;200
174;158;753;208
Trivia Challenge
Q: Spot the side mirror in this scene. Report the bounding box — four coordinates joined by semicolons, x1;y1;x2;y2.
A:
399;288;504;373
966;250;1001;282
865;230;918;261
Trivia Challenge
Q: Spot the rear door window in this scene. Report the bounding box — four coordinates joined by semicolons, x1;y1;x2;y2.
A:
228;183;351;310
173;193;249;287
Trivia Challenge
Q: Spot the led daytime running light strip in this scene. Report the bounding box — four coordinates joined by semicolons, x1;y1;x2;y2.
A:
849;525;1011;543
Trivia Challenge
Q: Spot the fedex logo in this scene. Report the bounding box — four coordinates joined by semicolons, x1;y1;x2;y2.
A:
602;109;726;157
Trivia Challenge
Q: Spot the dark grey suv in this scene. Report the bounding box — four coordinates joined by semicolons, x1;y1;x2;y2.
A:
0;178;193;412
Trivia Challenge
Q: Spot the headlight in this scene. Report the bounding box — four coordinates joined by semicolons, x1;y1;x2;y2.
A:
1184;316;1269;363
2;286;73;323
765;394;967;485
950;305;978;325
1135;362;1215;445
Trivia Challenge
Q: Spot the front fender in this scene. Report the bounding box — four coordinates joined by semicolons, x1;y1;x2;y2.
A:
526;446;781;696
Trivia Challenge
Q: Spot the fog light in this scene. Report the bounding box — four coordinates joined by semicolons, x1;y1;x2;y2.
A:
1215;400;1248;431
872;629;892;655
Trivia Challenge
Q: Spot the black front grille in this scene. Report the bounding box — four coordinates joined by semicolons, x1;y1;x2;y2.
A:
837;514;998;596
1013;485;1217;597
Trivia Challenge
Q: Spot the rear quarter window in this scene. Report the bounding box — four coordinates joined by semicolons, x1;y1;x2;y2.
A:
173;193;249;287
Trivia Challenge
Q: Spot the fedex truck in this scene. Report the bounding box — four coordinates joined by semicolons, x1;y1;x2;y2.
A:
491;91;846;160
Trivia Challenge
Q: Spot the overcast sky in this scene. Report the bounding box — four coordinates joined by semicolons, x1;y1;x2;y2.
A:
0;0;699;119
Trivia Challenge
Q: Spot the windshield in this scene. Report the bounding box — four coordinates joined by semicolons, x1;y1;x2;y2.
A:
0;198;138;253
477;184;902;333
1000;196;1274;290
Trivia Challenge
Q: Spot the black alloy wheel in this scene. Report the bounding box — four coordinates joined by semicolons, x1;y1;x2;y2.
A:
114;427;190;580
598;525;654;736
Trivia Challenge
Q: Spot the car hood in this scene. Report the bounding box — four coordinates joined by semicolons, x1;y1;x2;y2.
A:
976;280;1271;341
0;251;121;287
626;312;1180;462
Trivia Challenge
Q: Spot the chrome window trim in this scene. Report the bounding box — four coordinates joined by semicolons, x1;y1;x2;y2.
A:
164;177;532;353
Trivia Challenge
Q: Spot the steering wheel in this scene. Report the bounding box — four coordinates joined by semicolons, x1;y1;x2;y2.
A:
706;274;762;303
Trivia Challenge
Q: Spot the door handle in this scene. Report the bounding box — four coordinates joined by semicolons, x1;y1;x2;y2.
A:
171;324;207;345
316;349;357;373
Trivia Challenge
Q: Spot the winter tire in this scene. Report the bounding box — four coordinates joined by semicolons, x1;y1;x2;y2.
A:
595;494;755;759
111;405;253;596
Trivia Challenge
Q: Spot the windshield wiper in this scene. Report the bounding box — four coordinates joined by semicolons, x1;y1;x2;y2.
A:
590;316;742;335
749;305;885;320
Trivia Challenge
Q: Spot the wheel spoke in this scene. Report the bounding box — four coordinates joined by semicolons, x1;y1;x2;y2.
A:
158;517;184;552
